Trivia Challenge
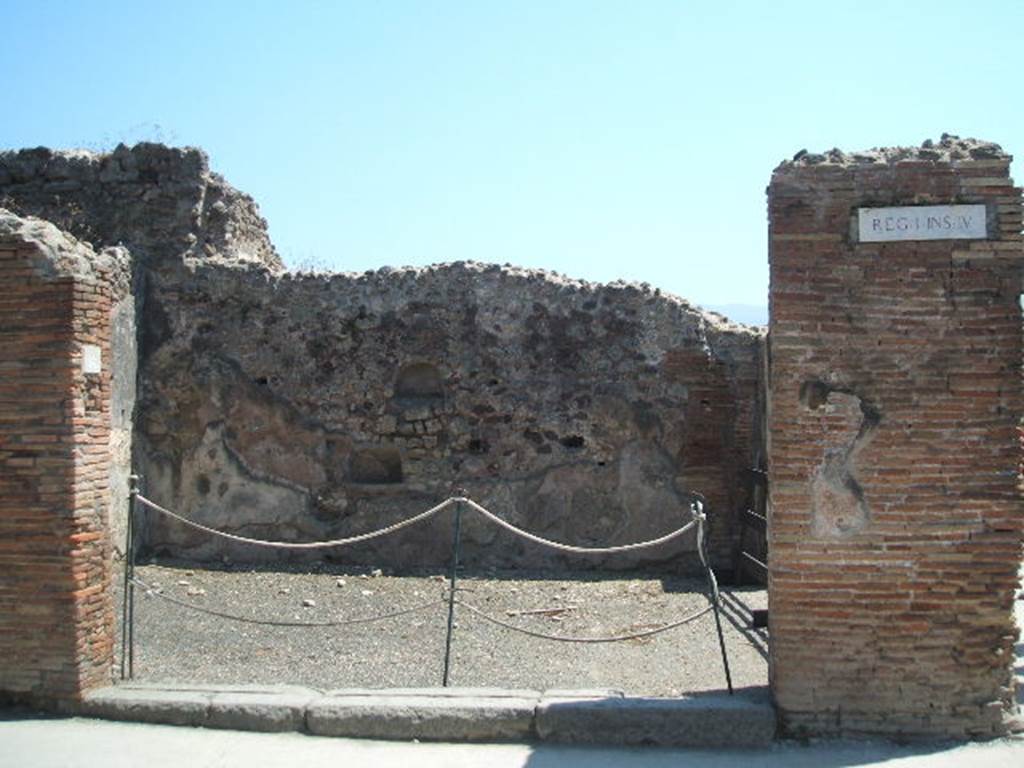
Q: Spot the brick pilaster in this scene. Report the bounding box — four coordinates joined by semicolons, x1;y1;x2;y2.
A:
767;140;1023;738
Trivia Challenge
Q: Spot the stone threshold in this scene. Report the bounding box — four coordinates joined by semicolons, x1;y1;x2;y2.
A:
71;682;776;747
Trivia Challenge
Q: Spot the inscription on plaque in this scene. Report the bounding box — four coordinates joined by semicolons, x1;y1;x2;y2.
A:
857;204;987;242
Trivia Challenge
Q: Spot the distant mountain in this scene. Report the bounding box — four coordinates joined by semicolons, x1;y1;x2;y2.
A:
706;303;768;327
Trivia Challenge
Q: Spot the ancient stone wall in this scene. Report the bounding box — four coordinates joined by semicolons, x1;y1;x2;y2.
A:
137;261;762;571
0;144;280;273
767;137;1023;738
108;285;137;554
0;146;764;573
0;211;130;703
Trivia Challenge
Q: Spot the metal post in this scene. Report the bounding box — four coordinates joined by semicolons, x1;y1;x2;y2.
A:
694;496;733;695
121;474;139;680
707;568;734;695
441;498;463;687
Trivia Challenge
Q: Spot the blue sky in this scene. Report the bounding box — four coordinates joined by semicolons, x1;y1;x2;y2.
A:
3;1;1022;322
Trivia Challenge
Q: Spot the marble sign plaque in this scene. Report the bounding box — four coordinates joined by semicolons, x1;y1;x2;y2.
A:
82;344;102;374
858;204;987;242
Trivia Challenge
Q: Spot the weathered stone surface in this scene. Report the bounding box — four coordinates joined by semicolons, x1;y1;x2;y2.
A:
0;207;130;285
0;145;765;574
207;689;319;732
306;691;538;741
134;261;763;571
783;134;1007;168
0;145;280;272
541;688;624;699
109;273;137;552
114;681;316;695
72;684;777;746
323;687;541;699
534;686;775;746
76;682;323;731
77;686;211;726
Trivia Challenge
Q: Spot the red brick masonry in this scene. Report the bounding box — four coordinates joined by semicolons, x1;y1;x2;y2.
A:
0;219;124;704
767;140;1024;738
1;139;1021;740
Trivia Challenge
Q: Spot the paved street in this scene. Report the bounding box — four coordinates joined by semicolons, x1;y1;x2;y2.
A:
1;715;1022;768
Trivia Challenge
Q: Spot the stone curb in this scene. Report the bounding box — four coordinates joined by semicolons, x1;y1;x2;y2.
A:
75;683;776;746
536;687;776;747
306;694;538;741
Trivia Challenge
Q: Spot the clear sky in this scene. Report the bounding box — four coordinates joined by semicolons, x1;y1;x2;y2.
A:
2;1;1022;322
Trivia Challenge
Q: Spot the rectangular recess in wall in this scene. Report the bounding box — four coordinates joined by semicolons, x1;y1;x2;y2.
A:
857;204;987;242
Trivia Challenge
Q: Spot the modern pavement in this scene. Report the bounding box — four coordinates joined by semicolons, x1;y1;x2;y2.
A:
2;714;1023;768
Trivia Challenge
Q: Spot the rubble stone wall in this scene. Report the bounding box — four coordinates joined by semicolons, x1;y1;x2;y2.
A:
136;261;763;571
0;146;764;573
0;144;280;273
767;137;1024;738
0;211;129;703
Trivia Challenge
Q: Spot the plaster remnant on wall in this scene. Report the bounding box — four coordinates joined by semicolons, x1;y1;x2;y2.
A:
800;380;879;539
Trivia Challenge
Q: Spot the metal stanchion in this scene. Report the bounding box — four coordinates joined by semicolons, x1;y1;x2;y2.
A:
693;495;733;695
120;474;139;680
441;498;464;687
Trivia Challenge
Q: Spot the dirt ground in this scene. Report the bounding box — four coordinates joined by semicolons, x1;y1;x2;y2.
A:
117;561;768;696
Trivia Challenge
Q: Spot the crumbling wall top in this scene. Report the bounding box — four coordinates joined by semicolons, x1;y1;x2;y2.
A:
208;257;766;337
774;134;1010;175
0;143;281;272
0;207;131;295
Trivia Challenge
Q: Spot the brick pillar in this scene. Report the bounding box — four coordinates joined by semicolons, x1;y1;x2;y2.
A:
767;139;1023;738
0;213;129;704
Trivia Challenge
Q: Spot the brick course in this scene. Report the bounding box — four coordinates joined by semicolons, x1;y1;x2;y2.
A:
0;215;127;704
767;139;1023;738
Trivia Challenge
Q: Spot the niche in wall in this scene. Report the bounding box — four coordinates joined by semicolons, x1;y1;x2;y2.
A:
394;362;444;399
350;446;403;484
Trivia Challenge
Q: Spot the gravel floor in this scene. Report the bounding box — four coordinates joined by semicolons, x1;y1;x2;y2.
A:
117;561;768;697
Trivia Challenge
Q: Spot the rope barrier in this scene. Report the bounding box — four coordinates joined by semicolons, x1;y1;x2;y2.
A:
459;498;698;554
455;599;714;643
130;576;446;628
123;489;734;688
130;575;712;644
135;494;455;550
136;493;698;555
691;501;722;604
